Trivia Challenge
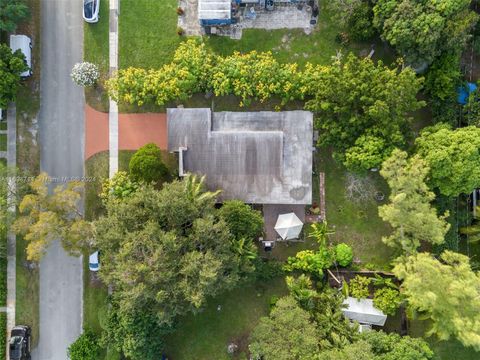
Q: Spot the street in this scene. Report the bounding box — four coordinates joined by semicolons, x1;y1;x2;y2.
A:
34;0;85;359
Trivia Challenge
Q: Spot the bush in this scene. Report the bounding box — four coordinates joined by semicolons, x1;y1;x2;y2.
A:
344;134;392;171
177;26;184;36
335;243;353;267
253;259;285;281
218;200;264;241
284;248;335;278
424;53;461;101
373;287;401;315
101;171;139;201
349;275;371;299
176;7;184;15
129;143;169;185
68;329;101;360
347;2;375;41
71;62;100;87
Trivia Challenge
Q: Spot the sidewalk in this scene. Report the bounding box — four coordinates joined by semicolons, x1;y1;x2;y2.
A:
109;0;119;178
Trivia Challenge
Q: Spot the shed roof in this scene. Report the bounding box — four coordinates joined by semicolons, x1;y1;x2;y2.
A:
198;0;231;20
342;297;387;326
167;108;313;204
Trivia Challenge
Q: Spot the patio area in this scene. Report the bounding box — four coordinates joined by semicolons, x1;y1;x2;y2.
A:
263;204;306;241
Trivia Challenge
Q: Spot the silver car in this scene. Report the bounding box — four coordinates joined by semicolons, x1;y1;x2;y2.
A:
83;0;100;23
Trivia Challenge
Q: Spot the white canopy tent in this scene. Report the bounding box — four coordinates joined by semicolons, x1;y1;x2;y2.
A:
274;212;304;240
342;297;387;326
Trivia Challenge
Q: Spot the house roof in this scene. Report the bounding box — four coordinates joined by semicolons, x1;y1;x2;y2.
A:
167;108;313;204
198;0;231;21
342;297;387;326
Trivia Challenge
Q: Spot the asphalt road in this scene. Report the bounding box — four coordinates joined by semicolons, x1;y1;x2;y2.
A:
34;0;84;359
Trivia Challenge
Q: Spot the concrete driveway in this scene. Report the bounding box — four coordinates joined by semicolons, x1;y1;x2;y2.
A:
34;0;84;359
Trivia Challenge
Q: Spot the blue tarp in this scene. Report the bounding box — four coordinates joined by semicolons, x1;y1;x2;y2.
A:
457;82;478;105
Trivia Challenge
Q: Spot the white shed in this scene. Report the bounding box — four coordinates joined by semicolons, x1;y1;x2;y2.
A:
342;297;387;326
198;0;232;26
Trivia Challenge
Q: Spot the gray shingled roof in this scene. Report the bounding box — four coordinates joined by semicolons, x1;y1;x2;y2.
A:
167;108;313;204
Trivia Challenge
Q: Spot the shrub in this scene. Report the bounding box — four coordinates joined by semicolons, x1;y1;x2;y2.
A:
68;329;100;360
373;287;401;315
349;275;371;299
129;143;169;185
253;259;285;281
335;243;353;267
424;53;461;101
177;26;184;36
71;62;100;87
284;248;335;278
218;200;264;241
347;2;375;41
101;171;139;201
344;135;393;171
176;7;184;15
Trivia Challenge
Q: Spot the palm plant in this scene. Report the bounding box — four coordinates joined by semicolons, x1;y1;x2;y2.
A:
309;221;335;247
183;174;221;206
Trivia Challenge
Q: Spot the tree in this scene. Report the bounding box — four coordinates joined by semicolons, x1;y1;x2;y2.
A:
394;251;480;350
0;0;29;32
344;134;393;171
94;177;255;330
373;0;478;66
128;143;169;185
415;123;480;197
379;150;449;255
0;43;28;108
361;330;434;360
304;53;423;167
218;200;264;241
424;53;461;101
13;173;93;261
70;62;100;87
67;329;100;360
317;341;375;360
249;296;319;360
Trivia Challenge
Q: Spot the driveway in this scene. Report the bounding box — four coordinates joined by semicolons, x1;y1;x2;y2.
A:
34;0;84;359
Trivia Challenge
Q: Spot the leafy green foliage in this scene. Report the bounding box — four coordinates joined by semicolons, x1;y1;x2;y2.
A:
361;330;434;360
317;340;375;360
335;243;353;267
379;150;449;255
304;54;423;169
218;200;264;241
0;44;29;108
416;123;480;197
346;1;375;41
373;287;401;315
344;135;393;171
349;275;371;299
424;53;461;101
129;143;169;185
394;251;480;350
13;173;93;261
373;0;478;66
68;329;101;360
0;0;29;32
101;171;138;201
464;89;480;126
102;299;170;360
285;248;334;278
309;221;336;246
248;296;319;360
94;176;256;331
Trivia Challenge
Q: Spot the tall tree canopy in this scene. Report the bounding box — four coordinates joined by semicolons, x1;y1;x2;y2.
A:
304;53;423;170
0;0;29;32
394;251;480;350
0;43;28;108
218;200;264;241
94;175;256;329
415;124;480;197
373;0;478;66
248;296;319;360
379;150;449;255
13;173;92;261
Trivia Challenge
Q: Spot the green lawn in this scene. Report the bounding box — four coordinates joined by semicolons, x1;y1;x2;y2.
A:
84;0;110;111
119;0;181;69
0;134;7;151
164;277;288;360
0;122;7;131
316;150;395;269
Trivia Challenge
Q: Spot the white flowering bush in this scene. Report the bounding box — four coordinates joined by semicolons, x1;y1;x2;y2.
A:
71;62;100;87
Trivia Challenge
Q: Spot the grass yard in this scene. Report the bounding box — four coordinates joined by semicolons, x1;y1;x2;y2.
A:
84;0;110;111
164;277;288;360
316;150;395;269
0;134;7;151
0;122;6;131
119;0;181;69
0;313;5;360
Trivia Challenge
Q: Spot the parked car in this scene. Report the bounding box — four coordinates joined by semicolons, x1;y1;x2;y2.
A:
9;325;31;360
83;0;100;23
89;251;100;272
9;35;32;78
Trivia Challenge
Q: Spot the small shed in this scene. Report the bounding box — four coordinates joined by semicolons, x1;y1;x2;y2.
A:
198;0;232;26
342;297;387;326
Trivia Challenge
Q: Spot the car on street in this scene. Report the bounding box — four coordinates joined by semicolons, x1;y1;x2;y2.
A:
83;0;100;23
89;251;100;271
9;35;32;78
9;325;31;360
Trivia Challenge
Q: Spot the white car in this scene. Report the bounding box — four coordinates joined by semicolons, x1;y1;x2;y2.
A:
9;35;32;78
83;0;100;23
89;251;100;272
